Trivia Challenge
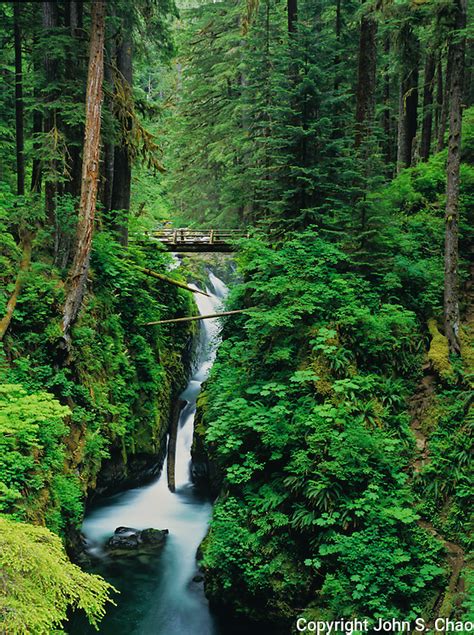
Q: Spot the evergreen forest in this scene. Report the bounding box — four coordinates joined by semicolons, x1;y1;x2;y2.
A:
0;0;472;633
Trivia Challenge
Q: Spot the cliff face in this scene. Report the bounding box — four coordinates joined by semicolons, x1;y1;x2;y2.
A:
0;233;197;540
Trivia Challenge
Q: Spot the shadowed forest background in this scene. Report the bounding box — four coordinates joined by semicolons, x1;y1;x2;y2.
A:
0;0;473;633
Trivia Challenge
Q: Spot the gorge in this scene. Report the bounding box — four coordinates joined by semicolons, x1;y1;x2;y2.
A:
70;268;228;634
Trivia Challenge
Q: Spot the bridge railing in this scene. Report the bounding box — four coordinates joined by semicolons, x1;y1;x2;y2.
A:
146;229;250;245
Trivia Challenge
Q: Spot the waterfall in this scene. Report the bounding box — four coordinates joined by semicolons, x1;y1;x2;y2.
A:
72;270;228;635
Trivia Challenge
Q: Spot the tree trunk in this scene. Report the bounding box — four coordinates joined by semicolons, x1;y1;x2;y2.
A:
355;14;377;150
434;57;443;144
420;52;435;161
287;0;297;35
397;27;419;171
111;28;133;246
136;266;210;296
444;0;466;355
62;0;105;336
437;53;453;152
64;0;84;200
102;30;116;212
0;233;32;341
42;1;58;225
31;107;42;193
145;309;249;326
333;0;341;91
57;0;84;269
383;35;393;166
14;2;24;196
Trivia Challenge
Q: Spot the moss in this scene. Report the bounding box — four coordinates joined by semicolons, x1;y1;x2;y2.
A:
420;400;443;437
460;320;474;385
308;357;333;396
427;318;454;380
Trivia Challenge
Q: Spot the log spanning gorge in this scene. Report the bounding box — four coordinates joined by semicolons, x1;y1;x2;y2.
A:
71;270;228;634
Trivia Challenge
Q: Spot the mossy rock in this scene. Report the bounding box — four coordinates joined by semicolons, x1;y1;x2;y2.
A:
460;320;474;385
427;319;454;380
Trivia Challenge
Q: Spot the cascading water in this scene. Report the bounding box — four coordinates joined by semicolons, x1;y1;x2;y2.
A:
70;270;227;635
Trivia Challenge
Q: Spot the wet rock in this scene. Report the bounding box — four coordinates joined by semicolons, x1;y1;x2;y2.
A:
140;528;170;544
105;526;169;558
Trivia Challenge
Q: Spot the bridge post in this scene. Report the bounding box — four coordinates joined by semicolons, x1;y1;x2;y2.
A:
210;229;214;244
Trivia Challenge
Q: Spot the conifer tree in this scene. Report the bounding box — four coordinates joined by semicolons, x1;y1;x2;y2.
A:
63;0;106;336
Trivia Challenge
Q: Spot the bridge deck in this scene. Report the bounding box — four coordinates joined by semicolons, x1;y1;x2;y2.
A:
145;229;249;252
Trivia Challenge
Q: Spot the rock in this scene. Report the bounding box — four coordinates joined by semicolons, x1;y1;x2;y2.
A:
140;528;169;544
105;526;169;558
192;574;204;583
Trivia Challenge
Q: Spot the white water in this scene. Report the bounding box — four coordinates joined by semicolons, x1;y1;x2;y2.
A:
77;270;228;635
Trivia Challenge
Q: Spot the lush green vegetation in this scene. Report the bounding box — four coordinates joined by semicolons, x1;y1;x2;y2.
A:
0;0;472;632
197;136;473;626
0;224;197;627
0;515;114;634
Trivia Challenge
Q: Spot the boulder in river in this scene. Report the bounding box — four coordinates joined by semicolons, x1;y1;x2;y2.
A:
105;526;169;558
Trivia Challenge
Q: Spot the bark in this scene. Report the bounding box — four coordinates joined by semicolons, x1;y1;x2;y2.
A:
137;266;210;297
437;52;453;152
102;35;116;212
57;0;84;269
30;29;43;194
31;106;43;193
420;52;436;161
167;400;185;492
334;0;341;91
145;310;249;326
110;28;133;246
397;27;420;171
0;234;32;341
355;14;377;150
62;0;105;336
444;0;466;355
383;35;392;166
434;58;443;145
64;0;83;200
42;1;58;225
288;0;297;34
14;3;24;196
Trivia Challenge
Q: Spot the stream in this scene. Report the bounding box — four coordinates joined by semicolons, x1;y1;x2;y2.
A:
69;270;227;635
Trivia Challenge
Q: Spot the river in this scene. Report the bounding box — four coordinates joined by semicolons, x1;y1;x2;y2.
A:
69;270;227;634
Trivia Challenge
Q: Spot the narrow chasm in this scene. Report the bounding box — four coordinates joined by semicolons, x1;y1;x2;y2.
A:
68;267;229;635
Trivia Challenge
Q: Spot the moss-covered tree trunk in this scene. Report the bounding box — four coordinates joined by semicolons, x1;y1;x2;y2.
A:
444;0;466;355
397;25;419;172
420;52;435;161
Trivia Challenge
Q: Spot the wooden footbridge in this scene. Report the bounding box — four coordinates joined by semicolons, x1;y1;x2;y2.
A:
145;228;250;253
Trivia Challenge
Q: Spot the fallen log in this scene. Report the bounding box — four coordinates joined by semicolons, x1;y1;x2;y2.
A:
167;399;186;492
134;265;210;297
144;309;249;326
0;233;32;341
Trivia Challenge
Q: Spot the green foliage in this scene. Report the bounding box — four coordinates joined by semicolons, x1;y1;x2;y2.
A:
0;515;115;633
1;228;197;535
198;231;449;623
197;120;474;620
416;391;473;548
0;384;71;519
165;0;364;229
